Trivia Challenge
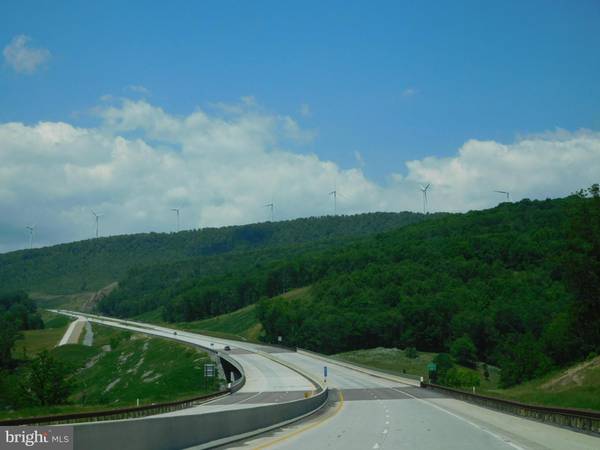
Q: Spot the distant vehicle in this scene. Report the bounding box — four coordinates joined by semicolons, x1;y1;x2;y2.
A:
224;345;231;351
173;331;177;335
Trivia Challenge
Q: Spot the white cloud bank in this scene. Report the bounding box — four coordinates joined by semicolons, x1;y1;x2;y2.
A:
1;98;599;252
3;35;51;74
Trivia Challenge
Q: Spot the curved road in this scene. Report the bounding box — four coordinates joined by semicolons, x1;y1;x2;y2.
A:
54;310;599;450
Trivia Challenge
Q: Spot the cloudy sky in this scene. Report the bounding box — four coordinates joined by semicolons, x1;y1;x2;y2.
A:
1;1;599;253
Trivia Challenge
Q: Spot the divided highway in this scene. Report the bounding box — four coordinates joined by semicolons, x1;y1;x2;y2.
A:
54;311;599;450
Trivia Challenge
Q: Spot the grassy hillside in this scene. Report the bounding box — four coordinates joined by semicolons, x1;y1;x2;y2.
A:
334;347;501;388
1;322;221;420
176;287;311;342
179;304;261;341
0;212;427;294
481;356;600;411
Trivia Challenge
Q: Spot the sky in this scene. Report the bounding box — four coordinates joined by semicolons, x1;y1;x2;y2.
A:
1;0;599;252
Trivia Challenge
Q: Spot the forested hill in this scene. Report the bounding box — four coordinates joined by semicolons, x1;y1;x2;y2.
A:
0;212;427;294
256;188;600;387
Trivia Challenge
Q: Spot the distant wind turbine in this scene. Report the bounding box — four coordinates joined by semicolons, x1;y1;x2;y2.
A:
329;182;340;216
91;210;103;238
494;190;510;202
420;184;431;214
171;208;180;232
265;202;274;222
26;225;36;249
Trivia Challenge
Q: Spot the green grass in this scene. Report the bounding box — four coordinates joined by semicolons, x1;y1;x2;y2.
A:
163;287;311;343
31;292;94;311
333;347;502;387
479;356;600;411
1;322;222;420
178;304;262;342
333;347;437;380
12;312;73;359
335;347;599;412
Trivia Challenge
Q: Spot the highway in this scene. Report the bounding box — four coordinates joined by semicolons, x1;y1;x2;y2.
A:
54;310;599;450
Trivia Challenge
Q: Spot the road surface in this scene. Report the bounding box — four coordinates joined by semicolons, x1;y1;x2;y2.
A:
53;310;599;450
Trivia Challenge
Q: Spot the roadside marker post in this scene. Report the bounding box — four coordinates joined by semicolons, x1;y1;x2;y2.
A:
324;366;328;383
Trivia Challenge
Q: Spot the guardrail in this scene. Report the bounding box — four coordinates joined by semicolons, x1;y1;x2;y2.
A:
422;382;600;435
0;390;229;426
297;348;420;386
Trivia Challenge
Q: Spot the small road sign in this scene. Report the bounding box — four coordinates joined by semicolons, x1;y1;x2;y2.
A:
204;363;216;377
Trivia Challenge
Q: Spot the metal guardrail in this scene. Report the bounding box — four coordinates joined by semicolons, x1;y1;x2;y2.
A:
0;390;229;426
296;348;420;386
422;382;600;435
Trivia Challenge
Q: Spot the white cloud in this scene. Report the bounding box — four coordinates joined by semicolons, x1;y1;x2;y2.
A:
402;88;418;97
126;85;151;96
3;35;51;74
354;150;365;167
300;103;311;117
1;99;599;252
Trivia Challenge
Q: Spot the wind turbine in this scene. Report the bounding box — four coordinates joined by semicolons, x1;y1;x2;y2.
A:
25;225;35;249
494;190;510;202
329;182;339;216
264;202;274;222
171;208;180;232
420;184;431;214
91;210;103;238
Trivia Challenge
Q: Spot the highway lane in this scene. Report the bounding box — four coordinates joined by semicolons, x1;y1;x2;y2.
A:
224;352;600;450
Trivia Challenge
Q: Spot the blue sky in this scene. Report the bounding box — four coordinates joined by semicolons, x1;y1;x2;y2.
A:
1;1;600;251
3;0;598;178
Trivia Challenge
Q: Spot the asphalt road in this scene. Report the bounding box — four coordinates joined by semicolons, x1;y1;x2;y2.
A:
54;311;599;450
224;351;600;450
52;310;315;415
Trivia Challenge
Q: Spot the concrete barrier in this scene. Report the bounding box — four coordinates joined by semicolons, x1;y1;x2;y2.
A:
71;386;328;450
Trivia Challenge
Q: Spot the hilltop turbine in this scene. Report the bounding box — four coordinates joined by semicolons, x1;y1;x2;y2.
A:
265;202;274;222
171;208;181;232
329;182;339;216
91;210;103;238
494;190;510;202
25;225;36;249
420;184;431;214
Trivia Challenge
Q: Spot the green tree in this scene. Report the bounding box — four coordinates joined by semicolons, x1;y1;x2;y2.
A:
451;335;477;368
0;317;20;369
20;351;73;406
433;353;454;378
566;184;600;357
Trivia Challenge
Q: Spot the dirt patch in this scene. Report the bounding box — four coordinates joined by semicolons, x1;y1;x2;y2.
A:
81;282;119;312
103;378;121;393
542;356;600;390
